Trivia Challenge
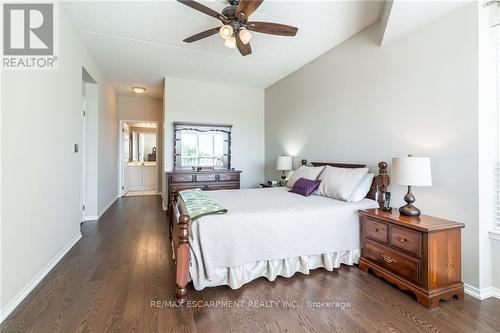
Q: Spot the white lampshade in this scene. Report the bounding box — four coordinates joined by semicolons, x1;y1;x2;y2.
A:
224;36;236;49
276;155;292;171
392;156;432;186
239;28;252;44
219;25;233;39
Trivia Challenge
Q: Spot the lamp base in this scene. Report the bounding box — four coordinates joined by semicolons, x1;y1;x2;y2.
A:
399;185;421;217
398;204;421;217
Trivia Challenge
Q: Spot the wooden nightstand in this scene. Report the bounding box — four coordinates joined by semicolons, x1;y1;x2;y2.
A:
358;208;465;309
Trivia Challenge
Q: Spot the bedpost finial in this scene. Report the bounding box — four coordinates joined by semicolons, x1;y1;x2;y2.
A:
301;159;307;166
378;161;388;175
179;214;190;225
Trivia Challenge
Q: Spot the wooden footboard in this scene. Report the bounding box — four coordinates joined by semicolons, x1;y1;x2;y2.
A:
169;190;191;304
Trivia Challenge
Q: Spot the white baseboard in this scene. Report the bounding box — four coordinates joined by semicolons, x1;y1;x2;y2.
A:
97;195;119;219
464;284;500;300
0;232;82;323
83;215;98;222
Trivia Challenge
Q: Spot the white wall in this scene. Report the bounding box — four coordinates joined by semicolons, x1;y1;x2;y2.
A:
83;81;99;219
118;95;163;191
163;77;265;199
265;4;481;288
0;6;118;319
98;84;119;214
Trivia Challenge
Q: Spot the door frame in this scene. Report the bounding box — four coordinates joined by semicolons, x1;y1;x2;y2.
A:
118;120;159;196
80;97;87;221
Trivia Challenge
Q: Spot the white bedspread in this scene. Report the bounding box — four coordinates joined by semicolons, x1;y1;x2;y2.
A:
188;187;379;289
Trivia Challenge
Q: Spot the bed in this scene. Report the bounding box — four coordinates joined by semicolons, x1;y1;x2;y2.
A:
169;161;389;303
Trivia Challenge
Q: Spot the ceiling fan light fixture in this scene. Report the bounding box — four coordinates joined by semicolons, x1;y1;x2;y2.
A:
219;25;233;39
239;28;252;45
224;36;236;48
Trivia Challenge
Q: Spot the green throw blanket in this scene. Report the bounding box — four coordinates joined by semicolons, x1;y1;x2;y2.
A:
179;188;228;221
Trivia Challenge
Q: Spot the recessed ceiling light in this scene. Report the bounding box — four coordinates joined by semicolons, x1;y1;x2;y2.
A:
132;87;146;94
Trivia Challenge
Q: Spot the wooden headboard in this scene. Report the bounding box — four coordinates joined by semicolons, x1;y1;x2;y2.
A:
300;159;389;208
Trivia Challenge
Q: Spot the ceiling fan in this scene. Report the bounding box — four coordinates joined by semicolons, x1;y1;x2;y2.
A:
178;0;298;56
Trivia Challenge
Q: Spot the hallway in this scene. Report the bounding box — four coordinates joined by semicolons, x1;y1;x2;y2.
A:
2;196;499;332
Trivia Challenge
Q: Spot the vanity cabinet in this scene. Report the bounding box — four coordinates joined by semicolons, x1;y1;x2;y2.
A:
128;163;157;191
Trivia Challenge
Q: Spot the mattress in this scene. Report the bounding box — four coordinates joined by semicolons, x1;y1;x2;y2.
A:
188;187;379;290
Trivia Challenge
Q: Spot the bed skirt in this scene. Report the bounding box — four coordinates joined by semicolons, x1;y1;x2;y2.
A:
191;249;360;291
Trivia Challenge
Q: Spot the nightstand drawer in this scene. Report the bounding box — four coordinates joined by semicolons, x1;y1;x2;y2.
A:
390;225;421;257
365;218;388;243
365;239;420;285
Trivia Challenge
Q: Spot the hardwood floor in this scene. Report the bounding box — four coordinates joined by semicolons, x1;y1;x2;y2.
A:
2;195;500;333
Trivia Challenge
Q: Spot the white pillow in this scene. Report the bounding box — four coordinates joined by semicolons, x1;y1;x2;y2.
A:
287;165;325;188
351;173;374;202
316;166;369;202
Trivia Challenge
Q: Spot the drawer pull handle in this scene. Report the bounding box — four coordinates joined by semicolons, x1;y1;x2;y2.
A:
400;238;408;242
375;228;379;232
381;254;397;264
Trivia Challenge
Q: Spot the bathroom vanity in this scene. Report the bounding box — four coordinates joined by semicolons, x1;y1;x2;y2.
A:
128;162;157;191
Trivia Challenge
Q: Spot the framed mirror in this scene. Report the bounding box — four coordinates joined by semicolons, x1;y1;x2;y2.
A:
131;131;156;162
174;122;232;170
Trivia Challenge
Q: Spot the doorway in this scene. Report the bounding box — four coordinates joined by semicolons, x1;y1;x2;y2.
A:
120;121;159;196
81;68;98;221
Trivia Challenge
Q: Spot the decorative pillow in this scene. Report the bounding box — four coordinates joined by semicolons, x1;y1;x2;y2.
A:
316;166;369;202
289;178;321;197
351;173;375;202
287;165;325;188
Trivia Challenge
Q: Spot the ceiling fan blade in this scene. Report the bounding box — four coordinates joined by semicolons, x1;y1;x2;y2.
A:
183;27;220;43
236;34;252;56
177;0;227;21
236;0;263;20
246;22;298;36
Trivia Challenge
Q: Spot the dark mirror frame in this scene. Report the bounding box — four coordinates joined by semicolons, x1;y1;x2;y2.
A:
173;121;232;170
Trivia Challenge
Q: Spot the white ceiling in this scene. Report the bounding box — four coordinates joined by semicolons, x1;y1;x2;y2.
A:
62;0;384;98
380;0;472;46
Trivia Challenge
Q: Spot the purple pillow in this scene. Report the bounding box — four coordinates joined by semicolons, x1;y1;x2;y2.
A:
289;178;321;197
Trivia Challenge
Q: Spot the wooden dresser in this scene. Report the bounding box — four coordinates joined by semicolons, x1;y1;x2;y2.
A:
167;169;241;195
358;208;464;309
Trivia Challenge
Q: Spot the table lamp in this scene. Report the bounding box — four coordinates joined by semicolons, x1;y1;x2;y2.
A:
276;155;292;185
392;155;432;217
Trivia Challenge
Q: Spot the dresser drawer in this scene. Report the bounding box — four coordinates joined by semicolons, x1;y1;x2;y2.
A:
195;174;216;182
171;174;194;183
365;239;420;284
218;173;239;182
208;183;239;191
365;218;388;243
390;225;421;257
171;185;205;192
